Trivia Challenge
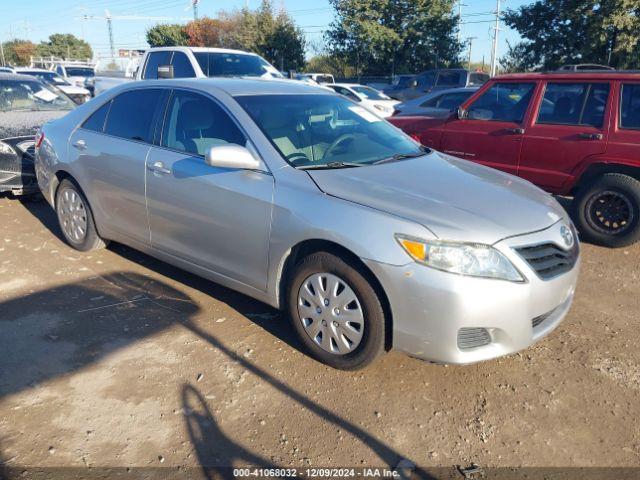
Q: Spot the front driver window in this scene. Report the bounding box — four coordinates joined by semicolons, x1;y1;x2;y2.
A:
162;90;246;156
467;82;535;122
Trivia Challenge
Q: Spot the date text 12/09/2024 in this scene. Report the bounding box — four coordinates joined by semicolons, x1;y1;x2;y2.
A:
233;468;403;478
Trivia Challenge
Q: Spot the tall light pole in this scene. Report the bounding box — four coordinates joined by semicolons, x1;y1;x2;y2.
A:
490;0;502;76
467;36;477;70
106;10;115;60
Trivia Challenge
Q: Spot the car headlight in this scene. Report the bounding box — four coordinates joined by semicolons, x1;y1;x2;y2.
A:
395;235;524;282
0;141;16;156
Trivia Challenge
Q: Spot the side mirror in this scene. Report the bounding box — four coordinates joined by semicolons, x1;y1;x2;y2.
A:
457;107;468;119
157;64;174;79
205;145;261;170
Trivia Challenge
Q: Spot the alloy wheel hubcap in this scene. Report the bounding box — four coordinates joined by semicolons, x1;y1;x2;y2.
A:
58;188;88;243
586;190;634;235
297;273;364;355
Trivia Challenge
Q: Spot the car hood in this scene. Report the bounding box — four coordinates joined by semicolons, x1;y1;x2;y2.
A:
58;84;90;95
307;151;567;245
0;110;69;139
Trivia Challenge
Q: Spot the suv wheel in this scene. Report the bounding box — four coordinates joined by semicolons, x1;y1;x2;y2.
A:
55;179;107;252
287;252;387;370
573;173;640;248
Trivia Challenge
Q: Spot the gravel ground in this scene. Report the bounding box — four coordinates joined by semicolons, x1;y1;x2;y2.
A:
0;196;639;478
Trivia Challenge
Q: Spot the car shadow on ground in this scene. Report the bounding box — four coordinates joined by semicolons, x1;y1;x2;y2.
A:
0;273;435;479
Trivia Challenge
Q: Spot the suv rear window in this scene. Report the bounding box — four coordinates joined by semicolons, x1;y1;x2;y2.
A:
620;84;640;130
537;82;610;127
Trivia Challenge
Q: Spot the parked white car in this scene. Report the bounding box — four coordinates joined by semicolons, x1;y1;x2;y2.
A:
297;73;335;84
327;83;400;118
393;86;479;117
54;62;96;88
13;68;91;104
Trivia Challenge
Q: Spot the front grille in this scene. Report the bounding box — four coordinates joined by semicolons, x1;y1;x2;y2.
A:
516;243;578;280
457;328;491;350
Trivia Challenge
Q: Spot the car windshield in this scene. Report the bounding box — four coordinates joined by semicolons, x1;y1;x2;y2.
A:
396;76;414;87
24;71;69;85
65;67;94;77
0;79;75;112
194;52;283;78
236;94;424;168
351;86;388;100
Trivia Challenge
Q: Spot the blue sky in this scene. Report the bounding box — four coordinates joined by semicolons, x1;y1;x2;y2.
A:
2;0;531;66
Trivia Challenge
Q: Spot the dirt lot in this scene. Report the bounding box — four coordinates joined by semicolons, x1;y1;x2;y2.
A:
0;196;639;478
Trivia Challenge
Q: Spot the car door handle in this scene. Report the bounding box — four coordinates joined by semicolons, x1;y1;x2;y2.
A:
506;128;525;135
72;139;87;150
578;132;604;140
147;161;172;175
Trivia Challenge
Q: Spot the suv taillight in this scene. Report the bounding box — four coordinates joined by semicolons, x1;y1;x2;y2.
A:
35;130;45;149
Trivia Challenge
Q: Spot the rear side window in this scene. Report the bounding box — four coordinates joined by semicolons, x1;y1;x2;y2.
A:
436;71;462;87
469;73;489;85
467;82;535;123
82;101;111;133
620;84;640;130
104;89;165;143
422;91;474;110
171;51;195;78
537;83;610;127
143;51;172;79
162;90;246;156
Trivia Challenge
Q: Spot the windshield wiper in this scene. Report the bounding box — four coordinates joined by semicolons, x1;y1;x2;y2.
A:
372;146;429;165
298;162;365;170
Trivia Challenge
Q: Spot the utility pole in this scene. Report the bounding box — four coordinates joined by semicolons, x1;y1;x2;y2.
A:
490;0;501;76
456;0;467;44
106;10;115;60
467;36;477;70
0;42;5;67
192;0;199;20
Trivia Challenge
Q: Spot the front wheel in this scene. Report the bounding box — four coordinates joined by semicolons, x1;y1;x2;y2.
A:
287;252;387;370
573;173;640;248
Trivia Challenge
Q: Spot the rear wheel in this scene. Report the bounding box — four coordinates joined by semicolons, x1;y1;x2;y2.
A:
55;179;107;251
287;251;387;370
573;173;640;248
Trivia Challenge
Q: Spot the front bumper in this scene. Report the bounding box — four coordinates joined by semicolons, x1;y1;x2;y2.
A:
364;223;580;364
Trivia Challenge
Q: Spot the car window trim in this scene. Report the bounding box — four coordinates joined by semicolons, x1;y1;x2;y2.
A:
466;81;536;124
619;82;640;131
535;81;610;128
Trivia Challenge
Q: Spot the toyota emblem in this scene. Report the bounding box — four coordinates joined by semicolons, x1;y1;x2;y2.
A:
560;225;574;248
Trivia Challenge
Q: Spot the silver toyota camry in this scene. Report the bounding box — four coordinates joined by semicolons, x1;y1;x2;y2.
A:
35;78;580;370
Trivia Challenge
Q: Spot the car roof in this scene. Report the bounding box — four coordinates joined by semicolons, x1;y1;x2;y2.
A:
120;77;334;96
148;46;259;56
496;71;640;81
14;68;53;73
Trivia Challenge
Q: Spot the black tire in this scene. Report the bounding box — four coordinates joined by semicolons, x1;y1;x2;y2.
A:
573;173;640;248
55;178;107;252
287;251;387;370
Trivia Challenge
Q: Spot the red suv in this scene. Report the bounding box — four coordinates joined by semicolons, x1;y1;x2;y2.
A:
389;72;640;247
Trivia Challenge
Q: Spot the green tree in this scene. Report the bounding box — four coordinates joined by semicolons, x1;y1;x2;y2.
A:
259;11;306;71
37;34;92;60
502;0;640;71
146;24;188;47
1;40;37;66
326;0;461;77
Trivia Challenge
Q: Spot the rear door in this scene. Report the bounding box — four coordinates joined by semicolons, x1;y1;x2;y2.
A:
518;81;611;190
68;88;168;243
439;81;537;175
606;81;640;172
